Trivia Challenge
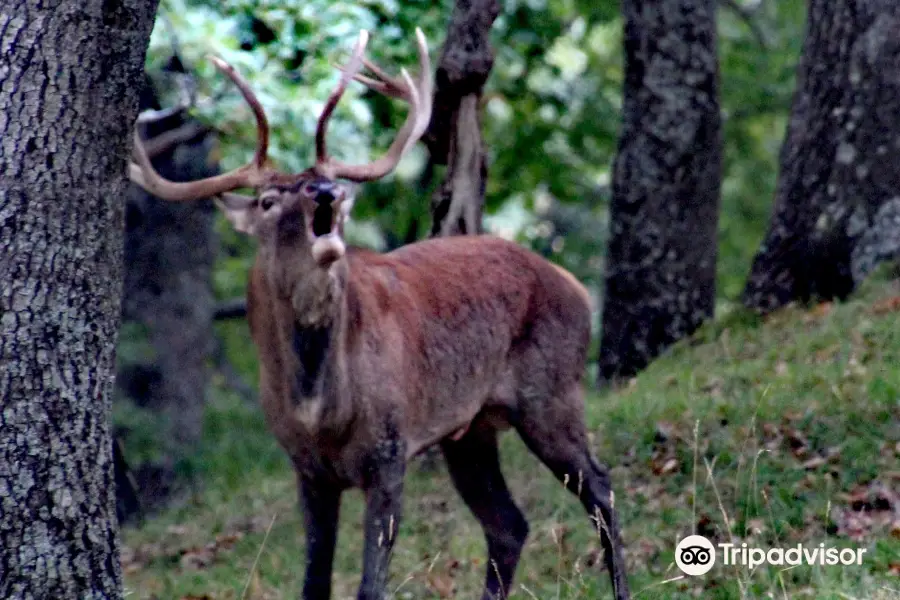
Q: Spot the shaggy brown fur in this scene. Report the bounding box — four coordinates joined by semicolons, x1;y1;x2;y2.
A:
245;212;631;600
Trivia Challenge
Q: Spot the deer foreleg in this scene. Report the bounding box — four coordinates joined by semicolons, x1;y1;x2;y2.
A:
357;438;407;600
298;476;342;600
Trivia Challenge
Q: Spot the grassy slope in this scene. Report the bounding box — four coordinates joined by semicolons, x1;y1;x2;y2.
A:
122;276;900;600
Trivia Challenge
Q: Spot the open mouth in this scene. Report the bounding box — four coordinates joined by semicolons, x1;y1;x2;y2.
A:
309;204;337;240
306;201;346;267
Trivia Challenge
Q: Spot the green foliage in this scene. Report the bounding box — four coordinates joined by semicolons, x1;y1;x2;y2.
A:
146;0;807;304
147;0;447;258
716;0;806;301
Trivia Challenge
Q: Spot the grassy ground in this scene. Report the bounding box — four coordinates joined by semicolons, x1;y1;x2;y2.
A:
121;276;900;599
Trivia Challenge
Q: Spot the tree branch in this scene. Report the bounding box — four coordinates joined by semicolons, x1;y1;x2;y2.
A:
423;0;501;165
214;298;247;320
139;122;209;159
425;0;500;237
720;0;769;49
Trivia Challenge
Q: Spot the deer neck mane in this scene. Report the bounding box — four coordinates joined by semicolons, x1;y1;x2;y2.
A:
271;255;353;433
290;260;345;329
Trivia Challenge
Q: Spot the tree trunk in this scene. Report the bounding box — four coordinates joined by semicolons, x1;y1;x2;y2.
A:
116;76;217;517
0;1;159;597
743;0;900;313
425;0;500;236
598;0;722;384
415;0;498;472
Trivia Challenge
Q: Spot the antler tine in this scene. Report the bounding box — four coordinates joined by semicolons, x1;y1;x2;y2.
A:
315;27;433;183
207;55;270;170
315;29;371;174
128;56;271;202
334;69;401;100
337;29;431;102
413;27;432;101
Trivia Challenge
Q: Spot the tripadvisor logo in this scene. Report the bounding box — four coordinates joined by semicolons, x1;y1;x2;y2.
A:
675;536;867;576
676;535;716;576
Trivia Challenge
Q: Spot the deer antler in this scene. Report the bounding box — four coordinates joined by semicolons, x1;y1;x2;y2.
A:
314;28;432;182
129;56;271;202
130;29;432;196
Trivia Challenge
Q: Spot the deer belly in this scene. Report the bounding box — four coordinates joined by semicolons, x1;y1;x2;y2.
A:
406;400;515;458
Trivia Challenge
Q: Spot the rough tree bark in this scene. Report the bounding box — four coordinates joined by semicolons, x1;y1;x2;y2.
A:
0;0;159;597
424;0;500;236
115;76;217;517
598;0;722;384
743;0;900;313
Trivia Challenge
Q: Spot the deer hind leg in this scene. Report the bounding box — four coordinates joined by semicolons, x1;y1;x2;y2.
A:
513;384;631;600
441;425;529;600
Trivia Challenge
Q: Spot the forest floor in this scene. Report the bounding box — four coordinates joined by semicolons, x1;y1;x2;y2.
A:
121;275;900;599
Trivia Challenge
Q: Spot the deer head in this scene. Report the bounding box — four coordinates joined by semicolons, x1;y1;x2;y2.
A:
130;29;432;274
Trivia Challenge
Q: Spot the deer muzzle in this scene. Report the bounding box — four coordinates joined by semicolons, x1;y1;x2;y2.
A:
306;191;346;268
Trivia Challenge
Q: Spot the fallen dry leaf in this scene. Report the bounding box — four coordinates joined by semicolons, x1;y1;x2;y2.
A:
700;376;724;397
745;518;766;537
659;458;679;475
800;446;842;470
178;530;246;570
426;573;456;599
787;429;811;457
654;422;676;443
812;302;833;318
831;480;899;540
167;524;189;536
425;558;461;599
870;296;900;315
180;547;214;570
649;423;683;476
783;410;804;422
813;344;839;364
843;355;868;379
697;514;716;538
123;515;271;574
800;456;826;470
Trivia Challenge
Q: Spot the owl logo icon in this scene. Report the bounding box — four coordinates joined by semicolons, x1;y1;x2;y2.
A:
675;535;716;576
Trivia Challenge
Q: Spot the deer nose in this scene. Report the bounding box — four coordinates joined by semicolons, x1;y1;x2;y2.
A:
312;181;337;205
315;190;336;205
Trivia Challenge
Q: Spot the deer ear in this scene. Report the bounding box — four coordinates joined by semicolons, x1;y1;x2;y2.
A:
215;193;259;236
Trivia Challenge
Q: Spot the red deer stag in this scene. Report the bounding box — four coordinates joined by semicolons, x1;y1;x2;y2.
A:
129;28;630;600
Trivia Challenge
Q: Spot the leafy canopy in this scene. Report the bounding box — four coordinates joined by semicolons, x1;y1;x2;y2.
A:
146;0;805;301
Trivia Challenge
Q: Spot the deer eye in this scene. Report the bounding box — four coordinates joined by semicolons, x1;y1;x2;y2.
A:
260;196;276;211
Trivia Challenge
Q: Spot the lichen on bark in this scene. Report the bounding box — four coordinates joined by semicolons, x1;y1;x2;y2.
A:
598;0;722;384
743;0;900;313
